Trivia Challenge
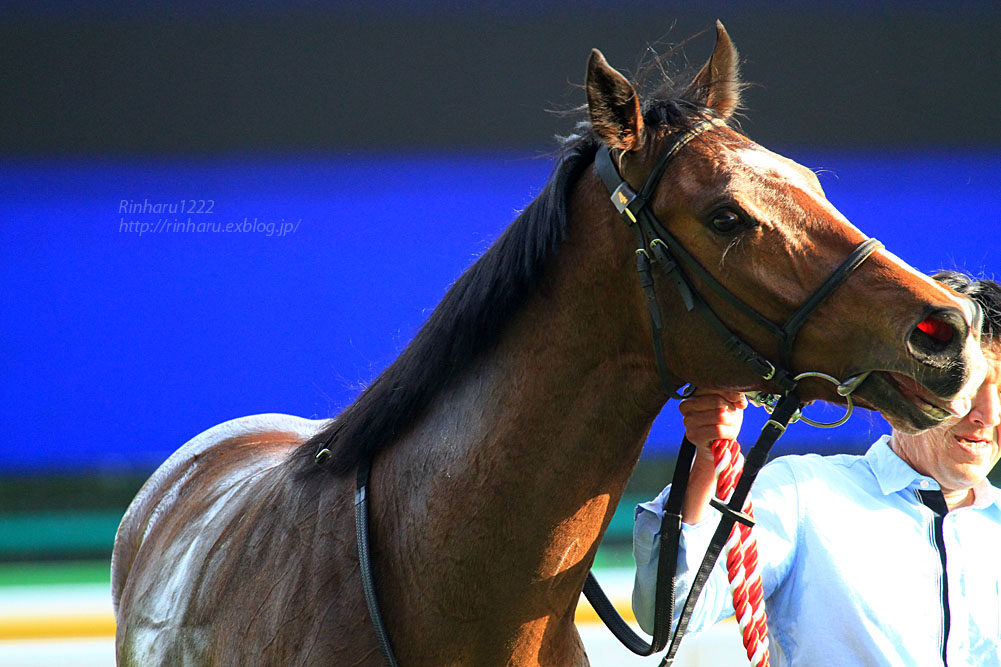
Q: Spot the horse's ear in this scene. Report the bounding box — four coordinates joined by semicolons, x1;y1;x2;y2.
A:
684;20;741;119
586;49;645;152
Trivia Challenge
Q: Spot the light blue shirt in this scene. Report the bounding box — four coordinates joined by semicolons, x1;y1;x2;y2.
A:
632;435;1001;666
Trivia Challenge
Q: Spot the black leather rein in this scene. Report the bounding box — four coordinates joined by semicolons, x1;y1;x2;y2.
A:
332;116;883;666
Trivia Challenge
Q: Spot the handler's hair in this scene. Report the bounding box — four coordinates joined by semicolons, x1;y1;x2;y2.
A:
932;270;1001;344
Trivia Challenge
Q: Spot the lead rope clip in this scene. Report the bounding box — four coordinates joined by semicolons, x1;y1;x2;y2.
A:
747;371;856;429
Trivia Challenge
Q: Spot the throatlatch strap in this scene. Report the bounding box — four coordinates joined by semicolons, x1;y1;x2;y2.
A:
594;140;799;396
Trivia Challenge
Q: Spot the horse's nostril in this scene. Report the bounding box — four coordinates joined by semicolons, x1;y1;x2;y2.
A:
908;309;965;362
916;316;955;344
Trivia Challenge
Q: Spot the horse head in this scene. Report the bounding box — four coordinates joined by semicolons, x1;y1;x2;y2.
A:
586;21;986;433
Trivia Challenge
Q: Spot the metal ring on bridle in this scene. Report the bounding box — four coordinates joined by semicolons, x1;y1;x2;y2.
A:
791;371;853;428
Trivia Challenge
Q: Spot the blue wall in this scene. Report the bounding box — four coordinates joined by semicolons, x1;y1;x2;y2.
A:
1;150;998;471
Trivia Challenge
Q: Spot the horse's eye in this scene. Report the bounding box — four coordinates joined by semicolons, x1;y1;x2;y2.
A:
709;209;742;234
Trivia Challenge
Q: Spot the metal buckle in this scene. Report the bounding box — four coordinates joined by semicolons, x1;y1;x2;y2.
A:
747;391;801;423
764;418;789;434
648;238;671;265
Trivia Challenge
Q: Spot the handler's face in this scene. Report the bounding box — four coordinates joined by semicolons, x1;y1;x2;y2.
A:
891;345;1001;498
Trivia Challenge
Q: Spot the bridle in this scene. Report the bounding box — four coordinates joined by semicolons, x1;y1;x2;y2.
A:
593;116;883;411
583;116;883;665
342;116;885;667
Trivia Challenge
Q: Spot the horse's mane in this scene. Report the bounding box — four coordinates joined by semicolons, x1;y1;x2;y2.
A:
297;94;713;477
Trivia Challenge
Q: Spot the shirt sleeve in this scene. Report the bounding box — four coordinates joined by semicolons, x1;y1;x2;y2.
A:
631;458;802;636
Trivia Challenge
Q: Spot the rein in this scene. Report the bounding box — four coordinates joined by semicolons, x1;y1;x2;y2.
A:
324;116;883;666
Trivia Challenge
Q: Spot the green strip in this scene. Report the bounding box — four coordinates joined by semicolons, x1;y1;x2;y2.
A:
0;560;111;587
0;490;644;572
0;497;641;548
592;493;643;570
604;494;644;542
0;510;123;558
592;545;634;570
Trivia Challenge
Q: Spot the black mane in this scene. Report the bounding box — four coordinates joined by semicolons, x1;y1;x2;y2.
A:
297;97;715;476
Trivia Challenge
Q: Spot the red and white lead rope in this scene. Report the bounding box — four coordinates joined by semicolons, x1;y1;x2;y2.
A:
712;438;770;667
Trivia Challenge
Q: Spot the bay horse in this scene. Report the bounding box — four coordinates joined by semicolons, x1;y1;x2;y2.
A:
112;23;986;666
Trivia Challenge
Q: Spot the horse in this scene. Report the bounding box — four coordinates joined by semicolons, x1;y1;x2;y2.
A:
111;23;986;666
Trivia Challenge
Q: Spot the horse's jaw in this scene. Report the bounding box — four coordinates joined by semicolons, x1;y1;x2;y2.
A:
845;353;988;434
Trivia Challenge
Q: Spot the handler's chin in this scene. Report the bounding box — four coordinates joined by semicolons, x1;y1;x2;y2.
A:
852;372;950;434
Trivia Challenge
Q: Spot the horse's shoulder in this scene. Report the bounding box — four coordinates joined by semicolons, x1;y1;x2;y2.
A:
111;413;328;614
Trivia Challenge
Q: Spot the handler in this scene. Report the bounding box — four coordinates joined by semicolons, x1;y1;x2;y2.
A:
632;270;1001;666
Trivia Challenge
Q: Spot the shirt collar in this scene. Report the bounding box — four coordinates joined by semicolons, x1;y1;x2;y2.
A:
864;434;1001;510
864;434;934;496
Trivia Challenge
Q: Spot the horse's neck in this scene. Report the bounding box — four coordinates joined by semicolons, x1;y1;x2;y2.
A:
379;170;666;654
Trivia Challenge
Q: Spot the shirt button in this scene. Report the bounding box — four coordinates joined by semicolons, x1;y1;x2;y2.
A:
919;480;931;489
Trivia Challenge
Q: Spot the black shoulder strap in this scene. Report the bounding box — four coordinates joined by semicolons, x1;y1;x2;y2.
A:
356;460;400;667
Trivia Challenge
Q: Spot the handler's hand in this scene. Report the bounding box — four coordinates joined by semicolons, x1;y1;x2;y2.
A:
678;390;747;457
